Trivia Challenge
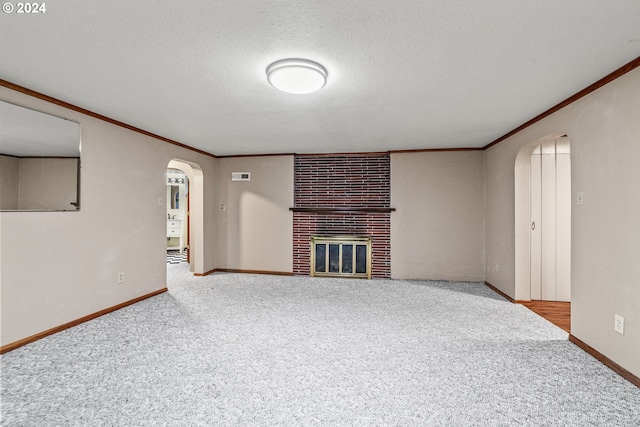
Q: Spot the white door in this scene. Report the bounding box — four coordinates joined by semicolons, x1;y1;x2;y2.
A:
530;137;571;301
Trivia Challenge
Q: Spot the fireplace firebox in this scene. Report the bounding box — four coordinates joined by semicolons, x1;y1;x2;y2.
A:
311;236;372;279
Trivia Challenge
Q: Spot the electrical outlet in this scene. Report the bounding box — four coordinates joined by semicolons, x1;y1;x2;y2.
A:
495;263;499;272
614;314;624;335
117;272;125;284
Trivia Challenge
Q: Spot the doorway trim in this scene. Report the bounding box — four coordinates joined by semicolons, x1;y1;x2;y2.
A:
514;132;568;301
168;159;205;275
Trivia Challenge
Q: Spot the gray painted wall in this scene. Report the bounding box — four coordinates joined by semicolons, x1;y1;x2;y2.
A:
0;86;217;346
215;156;294;273
391;151;485;281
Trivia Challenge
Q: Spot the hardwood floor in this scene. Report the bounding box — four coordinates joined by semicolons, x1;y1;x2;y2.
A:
519;300;571;333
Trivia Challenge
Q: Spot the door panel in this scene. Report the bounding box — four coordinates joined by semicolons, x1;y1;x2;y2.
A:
556;153;571;301
530;153;542;300
529;138;571;302
541;151;557;300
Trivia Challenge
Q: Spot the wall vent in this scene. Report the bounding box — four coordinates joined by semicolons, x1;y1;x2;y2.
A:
231;172;250;181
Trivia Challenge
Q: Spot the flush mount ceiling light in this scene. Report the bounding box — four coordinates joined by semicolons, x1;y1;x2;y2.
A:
266;58;327;94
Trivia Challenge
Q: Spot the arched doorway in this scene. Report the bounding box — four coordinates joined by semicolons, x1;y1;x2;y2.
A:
167;159;205;275
514;133;571;302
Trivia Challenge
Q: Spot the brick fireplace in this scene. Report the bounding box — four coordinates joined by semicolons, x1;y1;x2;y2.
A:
291;153;392;278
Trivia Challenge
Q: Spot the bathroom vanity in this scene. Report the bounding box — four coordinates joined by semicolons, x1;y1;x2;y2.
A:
167;219;183;252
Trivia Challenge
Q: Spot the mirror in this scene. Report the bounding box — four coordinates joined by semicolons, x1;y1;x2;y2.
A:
0;101;81;211
168;185;179;209
166;171;186;220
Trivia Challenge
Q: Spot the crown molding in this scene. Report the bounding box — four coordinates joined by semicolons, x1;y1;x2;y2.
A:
0;79;215;158
484;56;640;150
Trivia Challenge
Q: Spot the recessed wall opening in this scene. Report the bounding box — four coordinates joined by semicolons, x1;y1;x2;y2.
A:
166;169;187;254
514;133;571;302
167;159;205;275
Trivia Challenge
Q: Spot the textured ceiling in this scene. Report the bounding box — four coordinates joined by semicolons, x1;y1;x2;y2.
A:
1;1;639;156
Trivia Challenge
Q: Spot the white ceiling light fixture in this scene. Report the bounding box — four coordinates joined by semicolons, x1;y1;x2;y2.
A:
266;58;327;94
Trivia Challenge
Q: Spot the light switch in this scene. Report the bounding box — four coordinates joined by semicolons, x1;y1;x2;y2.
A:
577;191;584;205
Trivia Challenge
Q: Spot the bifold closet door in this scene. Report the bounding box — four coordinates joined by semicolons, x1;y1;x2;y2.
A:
530;138;571;302
530;153;542;300
555;151;571;302
540;144;557;301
